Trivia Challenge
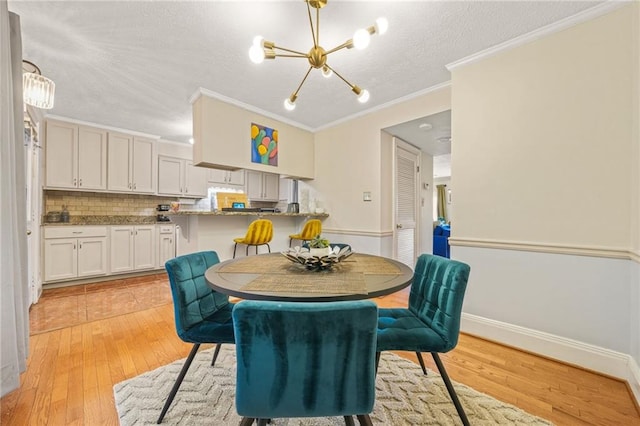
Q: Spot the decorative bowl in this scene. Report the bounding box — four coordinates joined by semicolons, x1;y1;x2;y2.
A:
282;245;354;271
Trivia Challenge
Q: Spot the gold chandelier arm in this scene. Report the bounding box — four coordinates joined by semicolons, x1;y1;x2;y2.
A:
290;66;314;99
272;53;308;59
271;45;309;57
306;0;318;48
324;40;353;56
324;64;355;90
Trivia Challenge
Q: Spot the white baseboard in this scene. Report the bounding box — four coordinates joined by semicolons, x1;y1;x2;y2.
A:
461;312;640;405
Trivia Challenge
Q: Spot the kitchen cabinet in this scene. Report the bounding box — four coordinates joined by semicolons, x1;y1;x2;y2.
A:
43;226;108;282
157;224;176;267
108;134;155;193
246;170;279;201
110;225;156;273
45;120;107;190
157;155;207;198
208;168;245;187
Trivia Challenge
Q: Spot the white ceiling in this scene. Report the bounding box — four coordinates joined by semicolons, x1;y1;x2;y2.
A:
10;0;602;147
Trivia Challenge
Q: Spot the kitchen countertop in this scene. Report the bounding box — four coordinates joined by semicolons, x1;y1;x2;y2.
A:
168;211;329;218
42;215;163;226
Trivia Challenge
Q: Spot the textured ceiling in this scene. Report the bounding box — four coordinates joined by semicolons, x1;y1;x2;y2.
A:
10;1;602;145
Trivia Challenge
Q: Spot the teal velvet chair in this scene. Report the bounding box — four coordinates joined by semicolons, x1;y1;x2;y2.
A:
377;254;471;426
157;251;235;424
233;300;378;426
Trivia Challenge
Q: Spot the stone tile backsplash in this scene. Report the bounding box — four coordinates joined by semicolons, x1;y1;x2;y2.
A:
44;191;176;217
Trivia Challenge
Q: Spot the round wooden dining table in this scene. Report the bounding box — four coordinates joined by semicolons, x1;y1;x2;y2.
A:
205;252;413;302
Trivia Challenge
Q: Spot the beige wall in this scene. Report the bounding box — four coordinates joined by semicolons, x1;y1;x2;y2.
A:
193;95;315;179
312;87;451;234
451;6;635;252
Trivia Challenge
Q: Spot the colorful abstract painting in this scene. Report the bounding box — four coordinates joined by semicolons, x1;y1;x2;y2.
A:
251;123;278;166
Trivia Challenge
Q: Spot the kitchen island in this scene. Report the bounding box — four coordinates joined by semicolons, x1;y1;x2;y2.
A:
168;210;329;260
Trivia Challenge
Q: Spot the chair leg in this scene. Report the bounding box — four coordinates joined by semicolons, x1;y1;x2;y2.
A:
289;238;292;247
246;245;249;256
233;243;238;259
375;352;381;375
257;419;269;426
416;351;428;375
343;415;355;426
431;352;470;426
266;243;271;253
210;343;222;366
356;414;373;426
157;343;201;423
239;418;255;426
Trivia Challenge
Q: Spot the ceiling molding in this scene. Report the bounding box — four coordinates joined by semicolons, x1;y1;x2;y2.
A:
446;1;629;71
45;114;161;139
190;87;315;132
313;81;452;132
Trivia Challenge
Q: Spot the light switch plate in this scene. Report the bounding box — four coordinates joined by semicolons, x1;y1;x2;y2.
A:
363;191;372;201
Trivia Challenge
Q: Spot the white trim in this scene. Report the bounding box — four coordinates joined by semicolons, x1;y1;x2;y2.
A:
189;87;314;132
313;81;452;132
450;237;632;260
322;228;393;238
446;1;629;71
45;114;160;139
462;313;640;404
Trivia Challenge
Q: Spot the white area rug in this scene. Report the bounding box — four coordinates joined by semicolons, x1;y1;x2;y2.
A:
114;346;553;425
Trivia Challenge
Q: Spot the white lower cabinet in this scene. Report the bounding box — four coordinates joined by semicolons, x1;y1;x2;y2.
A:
157;224;176;268
110;225;156;273
43;226;108;282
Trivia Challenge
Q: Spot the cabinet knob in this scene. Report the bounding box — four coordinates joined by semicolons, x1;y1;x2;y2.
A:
133;183;137;190
129;183;132;189
73;178;77;186
79;179;82;186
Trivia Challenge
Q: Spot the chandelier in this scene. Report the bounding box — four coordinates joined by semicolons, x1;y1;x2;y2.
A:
249;0;388;111
22;60;55;109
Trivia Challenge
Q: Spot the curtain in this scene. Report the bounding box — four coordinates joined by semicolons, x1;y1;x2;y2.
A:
0;5;30;397
436;184;448;223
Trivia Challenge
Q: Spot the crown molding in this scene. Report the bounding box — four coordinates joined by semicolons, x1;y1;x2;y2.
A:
45;114;161;139
446;1;630;72
189;87;314;132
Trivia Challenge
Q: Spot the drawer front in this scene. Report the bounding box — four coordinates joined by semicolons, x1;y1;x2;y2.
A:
44;226;108;239
158;224;175;234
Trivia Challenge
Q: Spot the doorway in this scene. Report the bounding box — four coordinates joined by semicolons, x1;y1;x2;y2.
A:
392;138;421;267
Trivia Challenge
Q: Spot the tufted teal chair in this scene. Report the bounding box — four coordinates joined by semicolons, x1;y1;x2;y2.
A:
157;251;235;423
233;219;274;258
233;300;378;426
288;219;322;247
377;254;471;426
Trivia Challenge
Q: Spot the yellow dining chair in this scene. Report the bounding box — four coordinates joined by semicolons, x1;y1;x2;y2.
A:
288;219;322;247
233;219;274;258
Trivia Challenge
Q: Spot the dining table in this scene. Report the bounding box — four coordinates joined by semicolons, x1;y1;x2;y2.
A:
205;252;414;302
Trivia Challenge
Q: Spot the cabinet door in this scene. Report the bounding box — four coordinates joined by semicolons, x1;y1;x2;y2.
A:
134;226;156;270
246;170;263;200
158;232;175;267
77;237;108;277
207;168;228;184
77;126;107;190
45;121;77;188
110;226;134;273
132;138;155;193
157;156;184;196
262;172;280;201
44;238;77;281
228;169;245;186
184;161;208;198
107;133;133;191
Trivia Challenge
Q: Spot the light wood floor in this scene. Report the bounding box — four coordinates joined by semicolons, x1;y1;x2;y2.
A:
2;274;639;425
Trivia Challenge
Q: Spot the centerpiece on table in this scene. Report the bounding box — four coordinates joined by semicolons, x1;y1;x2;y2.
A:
281;235;353;271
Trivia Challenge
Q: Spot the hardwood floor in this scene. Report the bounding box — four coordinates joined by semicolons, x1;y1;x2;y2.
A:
2;274;639;425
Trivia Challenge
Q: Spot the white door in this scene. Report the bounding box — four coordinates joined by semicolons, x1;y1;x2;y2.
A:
393;138;420;268
134;226;156;270
108;133;133;192
263;173;280;201
77;237;108;277
44;238;78;281
45;120;77;188
110;226;134;273
157;156;184;196
78;126;107;190
184;161;207;197
132;138;155;193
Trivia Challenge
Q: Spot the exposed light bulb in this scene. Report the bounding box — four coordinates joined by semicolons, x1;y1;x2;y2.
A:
284;98;296;111
357;89;370;103
352;29;371;50
321;66;333;78
189;138;194;145
375;17;389;35
252;35;264;46
249;44;265;64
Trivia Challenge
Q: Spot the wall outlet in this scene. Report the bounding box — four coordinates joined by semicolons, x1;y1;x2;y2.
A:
363;191;372;202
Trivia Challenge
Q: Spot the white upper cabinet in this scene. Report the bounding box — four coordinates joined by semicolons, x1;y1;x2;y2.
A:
246;170;279;202
45;120;107;190
208;168;245;187
108;134;155;193
157;156;207;198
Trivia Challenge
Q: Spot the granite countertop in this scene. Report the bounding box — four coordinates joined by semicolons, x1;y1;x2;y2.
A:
43;215;163;226
168;211;329;218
